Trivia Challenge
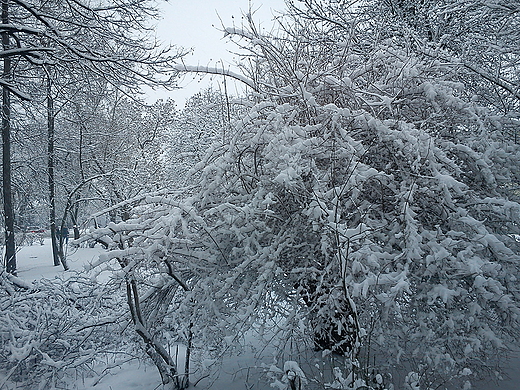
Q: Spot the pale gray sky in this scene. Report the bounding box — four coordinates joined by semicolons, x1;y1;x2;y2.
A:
145;0;286;106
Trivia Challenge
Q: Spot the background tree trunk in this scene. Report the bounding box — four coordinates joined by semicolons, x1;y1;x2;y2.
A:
46;67;61;267
2;0;16;275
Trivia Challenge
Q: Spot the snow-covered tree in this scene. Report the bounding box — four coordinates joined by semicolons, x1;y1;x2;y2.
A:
163;87;247;187
83;5;520;390
288;0;520;140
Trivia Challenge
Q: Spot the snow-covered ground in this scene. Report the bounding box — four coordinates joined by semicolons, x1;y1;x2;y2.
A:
15;239;104;282
6;239;520;389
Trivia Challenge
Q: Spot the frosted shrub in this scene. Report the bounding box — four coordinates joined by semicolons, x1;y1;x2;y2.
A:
0;272;127;389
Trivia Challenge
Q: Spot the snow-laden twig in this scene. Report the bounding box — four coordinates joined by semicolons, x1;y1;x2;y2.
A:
173;64;257;91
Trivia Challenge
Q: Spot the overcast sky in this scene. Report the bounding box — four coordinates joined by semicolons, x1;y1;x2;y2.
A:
145;0;286;106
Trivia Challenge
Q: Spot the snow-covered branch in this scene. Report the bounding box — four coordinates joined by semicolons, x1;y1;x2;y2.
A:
173;63;257;91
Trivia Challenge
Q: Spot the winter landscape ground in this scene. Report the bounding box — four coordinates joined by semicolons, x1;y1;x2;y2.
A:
1;239;518;390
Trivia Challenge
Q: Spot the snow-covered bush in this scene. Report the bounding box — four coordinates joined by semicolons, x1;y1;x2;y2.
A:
82;7;520;390
0;272;128;389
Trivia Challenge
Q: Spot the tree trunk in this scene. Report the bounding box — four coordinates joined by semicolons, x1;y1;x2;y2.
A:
46;67;61;267
73;122;86;241
125;278;181;389
2;0;16;275
71;194;81;240
57;220;68;270
46;67;68;270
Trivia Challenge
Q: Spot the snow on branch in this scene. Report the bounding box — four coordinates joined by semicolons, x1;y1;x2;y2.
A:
0;269;33;291
0;23;41;34
88;189;182;220
173;63;257;91
0;47;54;58
223;26;256;40
0;80;31;101
419;47;520;101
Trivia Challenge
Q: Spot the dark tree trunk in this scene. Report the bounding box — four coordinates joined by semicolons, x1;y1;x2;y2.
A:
71;194;80;239
46;67;60;267
2;0;16;275
46;67;68;270
73;224;80;240
57;219;68;270
72;123;85;242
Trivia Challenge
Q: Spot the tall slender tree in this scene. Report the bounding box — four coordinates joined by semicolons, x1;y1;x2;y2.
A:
45;65;63;268
2;0;16;274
